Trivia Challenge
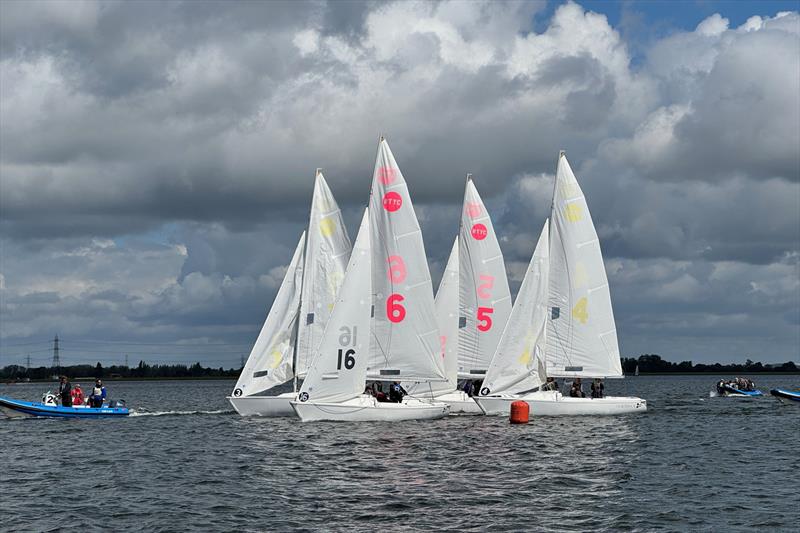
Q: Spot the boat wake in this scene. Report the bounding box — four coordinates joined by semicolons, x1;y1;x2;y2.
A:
129;409;234;417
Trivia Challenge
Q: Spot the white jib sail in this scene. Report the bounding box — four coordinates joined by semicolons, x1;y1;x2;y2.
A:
298;210;371;404
545;153;623;378
458;177;512;377
295;171;353;377
481;220;549;396
427;237;460;395
231;233;306;398
367;138;446;382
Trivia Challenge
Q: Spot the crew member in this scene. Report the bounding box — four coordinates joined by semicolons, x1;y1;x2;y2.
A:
591;378;604;398
58;376;73;407
389;381;408;403
89;379;107;408
542;377;558;392
71;384;85;406
569;378;585;398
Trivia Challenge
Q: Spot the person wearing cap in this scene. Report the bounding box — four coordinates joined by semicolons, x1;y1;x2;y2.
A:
591;378;605;398
89;379;107;408
58;376;73;407
389;381;407;403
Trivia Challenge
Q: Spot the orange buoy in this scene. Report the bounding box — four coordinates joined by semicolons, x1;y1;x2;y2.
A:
509;400;530;424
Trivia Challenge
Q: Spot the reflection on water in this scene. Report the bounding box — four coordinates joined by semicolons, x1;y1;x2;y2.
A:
1;375;798;531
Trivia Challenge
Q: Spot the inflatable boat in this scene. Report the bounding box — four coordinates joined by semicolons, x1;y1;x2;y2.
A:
0;394;129;418
717;385;763;397
770;388;800;404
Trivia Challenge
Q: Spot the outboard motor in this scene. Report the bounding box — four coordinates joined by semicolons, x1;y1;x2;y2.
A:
108;399;126;409
42;391;59;406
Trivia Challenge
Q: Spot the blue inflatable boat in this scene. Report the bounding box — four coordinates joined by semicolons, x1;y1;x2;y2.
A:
718;385;763;397
0;396;129;418
770;389;800;404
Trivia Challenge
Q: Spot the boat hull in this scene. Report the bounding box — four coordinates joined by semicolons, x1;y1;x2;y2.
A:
475;391;647;416
718;386;764;397
0;397;129;418
227;392;296;417
770;388;800;404
291;395;450;422
427;390;482;414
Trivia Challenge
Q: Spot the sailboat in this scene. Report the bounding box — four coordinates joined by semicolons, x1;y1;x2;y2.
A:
227;170;352;416
292;138;450;422
407;238;482;413
475;152;647;416
458;176;513;380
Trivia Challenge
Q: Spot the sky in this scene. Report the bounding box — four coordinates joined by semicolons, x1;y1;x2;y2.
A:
0;0;798;368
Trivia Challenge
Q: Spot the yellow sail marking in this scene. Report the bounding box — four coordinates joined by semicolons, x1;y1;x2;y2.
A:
572;297;589;324
565;202;583;222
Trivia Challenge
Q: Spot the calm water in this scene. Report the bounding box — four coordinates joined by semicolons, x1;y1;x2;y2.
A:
1;375;798;532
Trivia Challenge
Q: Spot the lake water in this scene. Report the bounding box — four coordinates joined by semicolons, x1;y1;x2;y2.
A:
1;375;798;532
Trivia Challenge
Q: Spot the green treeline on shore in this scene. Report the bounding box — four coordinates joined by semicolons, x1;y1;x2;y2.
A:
622;354;797;374
1;354;797;381
0;360;239;381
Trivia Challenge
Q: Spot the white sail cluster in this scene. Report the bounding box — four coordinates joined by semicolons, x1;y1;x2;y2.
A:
232;141;638;420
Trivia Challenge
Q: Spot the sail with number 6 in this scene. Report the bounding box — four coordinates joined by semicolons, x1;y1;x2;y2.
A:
367;138;446;382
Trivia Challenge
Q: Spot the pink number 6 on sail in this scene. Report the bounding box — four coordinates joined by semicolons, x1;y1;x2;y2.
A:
387;294;406;323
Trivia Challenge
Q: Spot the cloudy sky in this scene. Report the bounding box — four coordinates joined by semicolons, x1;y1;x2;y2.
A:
1;0;798;368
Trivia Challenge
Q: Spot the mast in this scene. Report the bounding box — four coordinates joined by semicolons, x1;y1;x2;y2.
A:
291;169;320;392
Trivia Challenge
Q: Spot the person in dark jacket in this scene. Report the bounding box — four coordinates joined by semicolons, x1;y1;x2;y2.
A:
389;381;408;403
569;378;585;398
58;376;73;407
591;378;605;398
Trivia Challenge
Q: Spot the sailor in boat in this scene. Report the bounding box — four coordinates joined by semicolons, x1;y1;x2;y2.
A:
542;377;558;392
569;378;585;398
461;380;475;397
591;379;605;398
70;384;86;406
58;376;73;407
389;381;408;403
89;379;107;408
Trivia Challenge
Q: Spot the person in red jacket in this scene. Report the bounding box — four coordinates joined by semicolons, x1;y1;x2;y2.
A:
71;384;85;406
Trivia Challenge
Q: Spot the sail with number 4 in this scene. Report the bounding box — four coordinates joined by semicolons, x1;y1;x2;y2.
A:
481;220;549;396
299;210;371;403
458;177;512;378
295;170;353;377
232;233;305;398
545;153;622;378
367;138;446;382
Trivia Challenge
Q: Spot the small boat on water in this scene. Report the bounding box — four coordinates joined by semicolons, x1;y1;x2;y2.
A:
770;388;800;404
715;379;763;397
0;393;129;418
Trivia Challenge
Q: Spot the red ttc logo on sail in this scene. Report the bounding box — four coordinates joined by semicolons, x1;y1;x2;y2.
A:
383;191;402;212
471;223;487;240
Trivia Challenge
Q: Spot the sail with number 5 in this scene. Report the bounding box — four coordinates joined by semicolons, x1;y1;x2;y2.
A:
458;177;512;378
367;138;446;382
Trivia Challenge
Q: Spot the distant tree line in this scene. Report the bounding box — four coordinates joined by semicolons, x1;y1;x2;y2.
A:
0;360;240;381
622;354;798;374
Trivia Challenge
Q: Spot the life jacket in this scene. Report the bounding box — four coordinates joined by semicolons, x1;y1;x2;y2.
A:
71;387;85;404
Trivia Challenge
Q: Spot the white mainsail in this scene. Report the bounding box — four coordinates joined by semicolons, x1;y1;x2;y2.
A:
481;220;549;396
296;170;353;377
367;138;446;382
298;210;371;404
545;153;623;378
428;237;460;395
458;177;512;377
231;233;305;398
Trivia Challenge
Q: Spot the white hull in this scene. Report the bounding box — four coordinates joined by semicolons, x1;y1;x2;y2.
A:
291;395;450;422
425;390;482;414
475;390;647;416
227;392;296;417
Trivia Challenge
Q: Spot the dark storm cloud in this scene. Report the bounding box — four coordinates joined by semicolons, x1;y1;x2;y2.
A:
1;1;798;364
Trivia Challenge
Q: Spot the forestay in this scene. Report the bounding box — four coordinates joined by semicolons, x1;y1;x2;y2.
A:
367;139;445;382
295;171;352;377
481;220;549;396
458;177;512;377
545;153;623;378
231;233;305;398
298;210;371;404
